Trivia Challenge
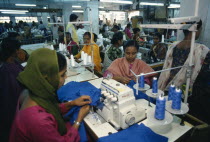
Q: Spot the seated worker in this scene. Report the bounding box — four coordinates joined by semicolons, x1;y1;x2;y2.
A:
0;38;24;142
103;32;124;72
105;40;155;85
66;32;80;55
124;23;132;39
9;48;91;142
75;32;102;72
112;25;120;33
150;32;167;62
158;20;210;124
132;28;145;47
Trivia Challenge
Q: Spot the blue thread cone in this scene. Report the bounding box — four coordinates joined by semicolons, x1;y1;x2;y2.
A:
172;88;182;110
168;84;175;101
155;95;166;120
139;74;145;88
152;77;158;93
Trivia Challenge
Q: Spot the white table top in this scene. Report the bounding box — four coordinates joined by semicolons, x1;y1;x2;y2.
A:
86;78;193;141
64;67;99;84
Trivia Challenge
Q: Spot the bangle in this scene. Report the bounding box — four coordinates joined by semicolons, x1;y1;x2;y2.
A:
74;121;80;126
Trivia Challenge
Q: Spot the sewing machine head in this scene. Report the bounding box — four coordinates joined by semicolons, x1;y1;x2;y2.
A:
97;79;146;130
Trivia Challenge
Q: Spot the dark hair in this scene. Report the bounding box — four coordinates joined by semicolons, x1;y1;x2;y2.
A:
127;23;131;28
0;37;21;62
83;32;91;38
183;20;202;36
40;21;43;24
56;52;67;71
65;32;71;36
113;25;120;30
93;33;98;42
70;14;78;22
153;32;162;41
111;32;123;44
133;28;140;34
123;40;139;51
8;32;20;39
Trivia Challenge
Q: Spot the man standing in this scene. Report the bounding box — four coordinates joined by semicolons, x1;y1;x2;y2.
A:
66;14;79;44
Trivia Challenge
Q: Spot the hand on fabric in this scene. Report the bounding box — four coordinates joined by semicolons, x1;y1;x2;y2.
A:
77;105;90;122
73;95;91;106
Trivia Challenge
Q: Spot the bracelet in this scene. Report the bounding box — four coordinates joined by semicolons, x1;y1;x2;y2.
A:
74;121;80;126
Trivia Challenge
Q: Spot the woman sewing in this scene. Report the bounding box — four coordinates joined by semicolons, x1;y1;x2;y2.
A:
10;48;91;142
75;32;102;72
105;40;155;85
158;20;210;124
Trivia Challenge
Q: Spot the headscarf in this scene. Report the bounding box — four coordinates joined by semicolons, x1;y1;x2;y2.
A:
17;48;67;135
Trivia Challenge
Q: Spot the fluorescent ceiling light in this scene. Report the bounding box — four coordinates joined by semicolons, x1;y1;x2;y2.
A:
0;9;28;12
72;10;83;13
47;17;50;18
15;4;36;7
168;4;180;8
72;5;81;8
99;6;104;8
43;7;47;9
1;12;26;14
140;2;164;6
100;0;132;4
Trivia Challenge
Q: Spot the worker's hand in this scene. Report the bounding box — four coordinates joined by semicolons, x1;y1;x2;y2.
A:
77;105;90;121
120;77;131;84
72;96;91;106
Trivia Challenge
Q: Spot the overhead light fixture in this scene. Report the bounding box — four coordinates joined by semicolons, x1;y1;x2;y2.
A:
99;6;104;8
72;10;83;13
72;5;81;8
140;2;164;6
100;0;133;4
0;9;28;12
1;12;26;14
15;4;36;7
168;4;180;8
43;7;47;9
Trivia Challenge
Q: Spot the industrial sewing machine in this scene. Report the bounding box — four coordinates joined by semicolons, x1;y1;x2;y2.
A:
95;79;146;130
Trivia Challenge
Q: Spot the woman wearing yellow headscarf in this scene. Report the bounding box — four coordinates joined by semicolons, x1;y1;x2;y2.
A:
9;48;91;142
75;32;102;72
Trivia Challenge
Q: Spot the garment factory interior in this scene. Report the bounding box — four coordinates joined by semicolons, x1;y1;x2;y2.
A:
0;0;210;142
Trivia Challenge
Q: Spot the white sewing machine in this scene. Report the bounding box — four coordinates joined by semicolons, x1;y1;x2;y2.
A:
95;79;146;130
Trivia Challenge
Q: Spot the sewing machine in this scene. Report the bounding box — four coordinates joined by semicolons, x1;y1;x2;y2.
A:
95;79;146;130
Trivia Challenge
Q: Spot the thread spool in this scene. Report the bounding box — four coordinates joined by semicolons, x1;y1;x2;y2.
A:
83;53;87;65
88;55;92;63
50;45;54;50
152;77;158;94
168;83;175;101
161;35;164;43
139;73;145;88
171;30;175;37
172;87;182;110
81;51;84;60
155;94;166;120
70;55;75;67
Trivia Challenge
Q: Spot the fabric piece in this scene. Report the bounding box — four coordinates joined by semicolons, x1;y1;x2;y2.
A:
97;123;168;142
75;35;102;72
106;57;155;80
0;61;24;142
158;41;209;91
9;105;80;142
17;48;66;135
57;81;102;142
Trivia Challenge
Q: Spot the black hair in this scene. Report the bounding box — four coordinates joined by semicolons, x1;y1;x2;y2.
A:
123;40;139;51
133;28;140;34
70;14;78;22
93;33;98;42
127;23;131;28
83;32;91;38
65;32;71;36
153;32;162;41
0;37;21;62
7;32;20;40
113;25;120;30
183;20;202;36
40;21;43;24
111;32;123;44
56;52;67;72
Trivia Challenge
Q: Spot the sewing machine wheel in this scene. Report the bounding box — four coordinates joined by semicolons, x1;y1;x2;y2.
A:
125;114;135;126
